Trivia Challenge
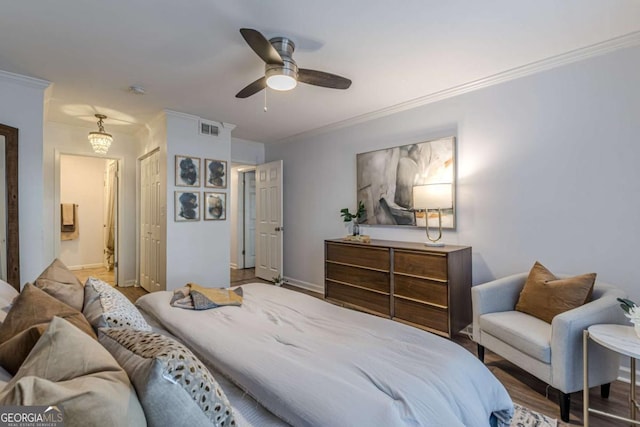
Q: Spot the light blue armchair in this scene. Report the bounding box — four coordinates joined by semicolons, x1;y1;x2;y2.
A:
472;273;626;422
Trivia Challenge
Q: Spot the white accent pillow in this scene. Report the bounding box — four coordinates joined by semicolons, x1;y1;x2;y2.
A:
83;277;151;331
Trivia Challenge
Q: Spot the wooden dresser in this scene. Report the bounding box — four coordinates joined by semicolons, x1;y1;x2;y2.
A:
324;238;472;338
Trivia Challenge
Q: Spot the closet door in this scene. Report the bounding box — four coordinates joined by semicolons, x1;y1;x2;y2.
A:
140;150;164;292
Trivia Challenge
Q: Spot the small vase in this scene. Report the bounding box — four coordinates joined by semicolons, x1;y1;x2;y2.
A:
352;220;360;236
634;323;640;339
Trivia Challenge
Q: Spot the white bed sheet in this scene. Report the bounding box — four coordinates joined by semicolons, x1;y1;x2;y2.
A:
138;283;513;427
141;307;288;426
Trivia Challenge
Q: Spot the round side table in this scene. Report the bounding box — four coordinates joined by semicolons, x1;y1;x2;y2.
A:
584;324;640;426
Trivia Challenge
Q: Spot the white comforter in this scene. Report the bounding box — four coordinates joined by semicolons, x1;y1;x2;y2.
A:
137;283;513;427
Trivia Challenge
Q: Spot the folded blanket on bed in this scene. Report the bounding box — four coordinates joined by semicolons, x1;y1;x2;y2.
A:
170;283;243;310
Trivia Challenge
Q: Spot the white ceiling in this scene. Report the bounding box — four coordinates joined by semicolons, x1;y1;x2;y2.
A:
1;1;639;143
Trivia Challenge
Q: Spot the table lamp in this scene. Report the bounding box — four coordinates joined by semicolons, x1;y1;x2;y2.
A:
412;183;453;247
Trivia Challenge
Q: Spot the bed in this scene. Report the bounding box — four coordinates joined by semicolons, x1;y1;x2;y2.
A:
137;283;513;427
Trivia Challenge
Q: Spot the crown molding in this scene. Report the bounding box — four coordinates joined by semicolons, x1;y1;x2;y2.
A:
0;69;50;89
276;30;640;144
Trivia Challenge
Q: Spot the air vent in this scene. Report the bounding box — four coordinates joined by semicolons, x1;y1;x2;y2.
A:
200;121;219;137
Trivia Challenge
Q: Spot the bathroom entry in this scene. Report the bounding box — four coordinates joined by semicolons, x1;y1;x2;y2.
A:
59;154;119;284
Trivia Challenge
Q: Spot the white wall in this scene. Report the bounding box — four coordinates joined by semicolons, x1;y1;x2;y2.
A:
44;121;140;286
231;137;265;164
59;155;107;268
267;44;640;300
165;111;234;290
0;71;49;285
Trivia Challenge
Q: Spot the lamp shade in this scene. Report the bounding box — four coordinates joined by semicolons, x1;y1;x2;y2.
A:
413;183;453;210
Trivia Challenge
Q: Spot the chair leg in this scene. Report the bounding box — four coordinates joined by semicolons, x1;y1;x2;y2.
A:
601;383;611;399
558;392;570;422
477;344;485;363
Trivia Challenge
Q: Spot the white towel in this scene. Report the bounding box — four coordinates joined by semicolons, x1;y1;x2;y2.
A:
61;203;75;226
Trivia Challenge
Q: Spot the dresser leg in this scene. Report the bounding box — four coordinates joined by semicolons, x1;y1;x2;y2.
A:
477;344;485;363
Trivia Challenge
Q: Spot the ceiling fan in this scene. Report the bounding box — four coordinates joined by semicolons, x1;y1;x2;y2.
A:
236;28;352;98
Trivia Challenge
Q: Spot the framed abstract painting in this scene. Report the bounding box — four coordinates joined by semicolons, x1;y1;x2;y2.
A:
356;136;456;228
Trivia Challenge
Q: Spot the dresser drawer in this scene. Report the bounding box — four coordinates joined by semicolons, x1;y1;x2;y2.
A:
326;262;389;293
394;250;448;280
326;282;390;316
394;298;449;334
326;243;389;271
394;275;448;307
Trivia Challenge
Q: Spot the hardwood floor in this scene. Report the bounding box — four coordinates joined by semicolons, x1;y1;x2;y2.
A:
73;266;147;304
77;266;631;425
73;266;115;286
455;336;629;426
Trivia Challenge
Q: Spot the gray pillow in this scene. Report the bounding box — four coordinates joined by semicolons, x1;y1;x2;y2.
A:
83;277;151;331
99;328;236;427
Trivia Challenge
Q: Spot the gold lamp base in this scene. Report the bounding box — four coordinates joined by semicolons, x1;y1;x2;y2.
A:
425;208;445;247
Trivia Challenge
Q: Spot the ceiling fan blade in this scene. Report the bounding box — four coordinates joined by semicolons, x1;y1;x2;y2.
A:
236;77;267;98
298;69;352;90
240;28;284;65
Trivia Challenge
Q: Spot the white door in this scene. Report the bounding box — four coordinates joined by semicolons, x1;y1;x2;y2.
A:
255;160;283;281
140;150;164;292
243;170;256;268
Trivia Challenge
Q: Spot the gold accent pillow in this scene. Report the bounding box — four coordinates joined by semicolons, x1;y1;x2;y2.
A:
0;317;146;426
0;284;96;374
33;258;84;311
515;261;596;323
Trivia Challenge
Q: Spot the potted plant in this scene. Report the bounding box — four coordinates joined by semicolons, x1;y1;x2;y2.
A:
340;201;366;236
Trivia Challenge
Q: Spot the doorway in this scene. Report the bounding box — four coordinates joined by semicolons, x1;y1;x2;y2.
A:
59;154;118;285
230;164;256;272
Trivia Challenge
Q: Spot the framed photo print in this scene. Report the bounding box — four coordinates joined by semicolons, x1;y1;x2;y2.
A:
175;191;200;222
204;192;226;220
356;136;456;229
204;159;227;188
175;155;200;187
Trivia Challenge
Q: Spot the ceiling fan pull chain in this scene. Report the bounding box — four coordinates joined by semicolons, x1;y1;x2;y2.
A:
264;88;268;112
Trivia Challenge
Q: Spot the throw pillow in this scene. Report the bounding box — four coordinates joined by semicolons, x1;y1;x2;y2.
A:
83;277;151;331
99;328;236;427
0;317;146;426
0;284;96;374
33;258;85;311
515;261;596;323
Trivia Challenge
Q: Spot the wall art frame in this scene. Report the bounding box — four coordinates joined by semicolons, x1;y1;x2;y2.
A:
204;192;226;220
356;136;456;228
175;191;200;222
175;155;200;187
204;158;227;188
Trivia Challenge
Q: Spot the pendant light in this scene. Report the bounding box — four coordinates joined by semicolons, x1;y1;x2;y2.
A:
88;114;113;155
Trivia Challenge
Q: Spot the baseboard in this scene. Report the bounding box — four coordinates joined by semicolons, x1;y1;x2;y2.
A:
616;366;640;385
283;276;323;294
67;263;105;271
230;263;238;269
119;279;138;288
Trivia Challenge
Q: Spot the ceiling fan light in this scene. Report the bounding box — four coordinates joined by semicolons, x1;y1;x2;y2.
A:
266;74;297;91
